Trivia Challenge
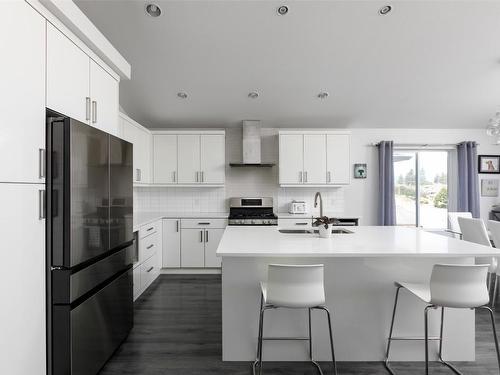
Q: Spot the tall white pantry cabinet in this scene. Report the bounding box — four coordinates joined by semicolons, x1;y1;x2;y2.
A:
0;2;123;374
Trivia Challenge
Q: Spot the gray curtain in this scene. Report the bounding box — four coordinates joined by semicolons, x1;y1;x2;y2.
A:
378;141;396;225
457;141;480;218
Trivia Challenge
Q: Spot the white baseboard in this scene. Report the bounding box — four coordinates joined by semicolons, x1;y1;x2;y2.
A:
160;268;221;275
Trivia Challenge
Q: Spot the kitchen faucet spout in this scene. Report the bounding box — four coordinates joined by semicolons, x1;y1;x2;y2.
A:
314;192;323;217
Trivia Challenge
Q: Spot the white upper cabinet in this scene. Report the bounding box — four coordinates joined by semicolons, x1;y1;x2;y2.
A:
154;131;225;186
120;113;151;184
178;135;201;184
279;131;350;186
0;1;45;184
200;134;225;184
89;60;119;135
47;23;120;135
327;134;350;184
47;22;90;123
279;134;304;184
153;135;178;183
303;134;327;184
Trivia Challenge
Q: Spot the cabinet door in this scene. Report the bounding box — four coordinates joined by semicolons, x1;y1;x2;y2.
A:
327;134;350;184
153;135;178;183
200;134;225;184
89;60;119;135
47;22;90;124
178;135;200;184
303;134;327;184
122;119;151;183
162;219;181;268
180;229;205;267
204;228;224;268
279;134;304;184
0;184;45;374
0;2;45;184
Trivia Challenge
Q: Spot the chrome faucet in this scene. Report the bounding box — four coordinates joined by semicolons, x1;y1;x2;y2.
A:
314;192;323;217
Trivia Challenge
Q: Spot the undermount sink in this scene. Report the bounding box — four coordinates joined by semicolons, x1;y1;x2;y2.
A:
279;228;353;234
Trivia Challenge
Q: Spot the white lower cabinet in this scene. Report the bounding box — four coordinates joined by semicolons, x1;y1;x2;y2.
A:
278;218;313;229
0;183;46;374
133;220;162;301
179;219;227;268
204;228;224;268
181;229;205;267
163;219;181;267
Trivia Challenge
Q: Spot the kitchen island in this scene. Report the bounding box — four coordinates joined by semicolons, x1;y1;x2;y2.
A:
217;226;499;362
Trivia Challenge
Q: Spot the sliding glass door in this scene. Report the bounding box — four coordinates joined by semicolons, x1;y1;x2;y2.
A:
394;150;448;229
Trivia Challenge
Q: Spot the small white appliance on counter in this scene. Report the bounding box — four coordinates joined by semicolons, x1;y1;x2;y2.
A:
288;200;308;214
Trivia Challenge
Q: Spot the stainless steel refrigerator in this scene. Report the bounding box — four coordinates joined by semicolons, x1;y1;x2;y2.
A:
46;110;134;375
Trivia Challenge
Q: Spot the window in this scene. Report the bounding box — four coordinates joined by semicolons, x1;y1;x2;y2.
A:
394;150;448;229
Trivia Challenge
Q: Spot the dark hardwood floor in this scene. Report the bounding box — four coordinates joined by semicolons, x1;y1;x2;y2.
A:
100;275;500;375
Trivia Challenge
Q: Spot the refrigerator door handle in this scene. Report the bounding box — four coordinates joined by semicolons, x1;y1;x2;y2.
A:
39;189;46;220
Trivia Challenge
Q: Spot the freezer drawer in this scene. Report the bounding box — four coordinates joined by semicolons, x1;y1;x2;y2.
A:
52;269;133;375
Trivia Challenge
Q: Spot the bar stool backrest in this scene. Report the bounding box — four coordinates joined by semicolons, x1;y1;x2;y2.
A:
430;264;490;308
488;220;500;248
448;212;472;233
458;217;491;247
266;264;326;308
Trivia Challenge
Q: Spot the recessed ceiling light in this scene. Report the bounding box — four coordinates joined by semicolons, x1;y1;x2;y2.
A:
145;3;162;17
277;5;289;16
379;5;392;15
177;92;188;99
317;92;329;99
248;92;259;99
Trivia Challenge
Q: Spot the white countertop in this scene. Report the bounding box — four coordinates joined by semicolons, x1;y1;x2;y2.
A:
216;226;500;258
134;211;228;232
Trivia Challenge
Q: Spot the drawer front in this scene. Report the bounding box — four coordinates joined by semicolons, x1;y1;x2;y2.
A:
133;265;141;301
139;231;159;262
181;218;227;229
140;254;158;290
139;221;158;239
278;218;313;228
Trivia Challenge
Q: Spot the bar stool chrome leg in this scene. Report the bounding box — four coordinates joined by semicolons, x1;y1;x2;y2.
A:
384;285;402;375
437;307;463;375
479;306;500;371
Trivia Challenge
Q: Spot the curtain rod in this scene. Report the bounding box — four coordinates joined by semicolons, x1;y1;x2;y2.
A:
369;142;479;147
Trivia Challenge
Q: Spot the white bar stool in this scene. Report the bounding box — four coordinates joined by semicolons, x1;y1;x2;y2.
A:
252;264;337;375
458;217;498;294
488;220;500;307
385;264;500;375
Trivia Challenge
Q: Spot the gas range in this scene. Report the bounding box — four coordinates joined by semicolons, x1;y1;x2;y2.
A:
228;197;278;226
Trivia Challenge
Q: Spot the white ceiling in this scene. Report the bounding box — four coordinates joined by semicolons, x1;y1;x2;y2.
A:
75;0;500;129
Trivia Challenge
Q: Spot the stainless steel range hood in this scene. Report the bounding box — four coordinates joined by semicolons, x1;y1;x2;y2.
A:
229;120;275;167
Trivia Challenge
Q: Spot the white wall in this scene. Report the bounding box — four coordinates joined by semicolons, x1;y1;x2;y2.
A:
135;127;500;225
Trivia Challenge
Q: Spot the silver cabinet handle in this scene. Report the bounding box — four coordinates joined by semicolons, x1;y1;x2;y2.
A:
327;171;331;183
85;97;91;121
173;171;176;182
39;189;46;220
196;171;199;182
198;222;210;225
146;226;154;232
92;100;97;123
200;230;203;242
176;220;179;232
146;266;154;273
146;244;154;249
201;171;204;183
205;230;208;243
295;222;308;226
299;171;303;183
136;168;140;181
39;148;46;179
304;171;308;183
